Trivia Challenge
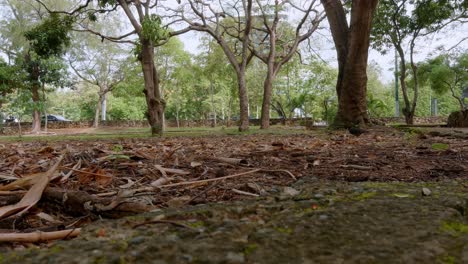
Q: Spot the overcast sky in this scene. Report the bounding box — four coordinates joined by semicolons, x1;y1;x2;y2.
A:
176;21;468;84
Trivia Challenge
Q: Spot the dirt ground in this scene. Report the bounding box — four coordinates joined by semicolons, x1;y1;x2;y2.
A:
0;126;467;263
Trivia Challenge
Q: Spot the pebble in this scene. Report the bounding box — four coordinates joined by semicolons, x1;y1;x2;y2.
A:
422;188;432;196
225;252;245;263
129;236;145;245
314;193;324;199
282;187;300;196
319;214;329;220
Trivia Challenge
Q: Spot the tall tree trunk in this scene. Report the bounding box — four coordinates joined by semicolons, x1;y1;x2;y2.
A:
260;69;276;129
93;94;102;128
101;93;107;121
31;83;41;133
140;40;164;136
237;72;250;132
322;0;378;128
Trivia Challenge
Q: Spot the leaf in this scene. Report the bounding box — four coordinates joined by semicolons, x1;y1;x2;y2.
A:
431;143;449;151
0;154;65;220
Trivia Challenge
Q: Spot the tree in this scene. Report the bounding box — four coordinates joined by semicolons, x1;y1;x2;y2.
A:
419;53;468;111
372;0;467;124
251;0;325;129
23;13;73;133
321;0;379;128
68;34;127;128
36;0;186;135
173;0;254;131
1;0;73;133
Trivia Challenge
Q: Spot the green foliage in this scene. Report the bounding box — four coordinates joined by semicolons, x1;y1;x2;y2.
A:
419;53;467;97
141;14;169;44
24;13;73;58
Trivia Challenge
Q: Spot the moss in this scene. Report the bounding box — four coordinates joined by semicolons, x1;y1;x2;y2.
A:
49;245;64;254
187;221;205;228
352;192;377;201
243;243;258;255
441;221;468;236
438;254;456;264
275;227;293;234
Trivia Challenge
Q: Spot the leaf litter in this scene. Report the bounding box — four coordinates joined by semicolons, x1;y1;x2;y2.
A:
0;127;467;246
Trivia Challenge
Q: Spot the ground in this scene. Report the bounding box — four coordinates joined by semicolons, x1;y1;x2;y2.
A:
0;126;467;263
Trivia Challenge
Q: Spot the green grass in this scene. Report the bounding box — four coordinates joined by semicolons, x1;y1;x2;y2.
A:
0;125;316;142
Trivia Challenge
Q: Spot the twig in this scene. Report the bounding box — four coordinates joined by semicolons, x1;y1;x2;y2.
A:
260;169;297;180
60;166;110;177
340;165;373;170
132;220;196;231
0;228;81;242
231;188;259;197
157;169;261;188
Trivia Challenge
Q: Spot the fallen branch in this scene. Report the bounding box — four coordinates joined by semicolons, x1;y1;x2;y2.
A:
132;220;196;231
340;165;373;171
0;228;80;243
232;188;259;197
209;157;250;166
260;169;297;180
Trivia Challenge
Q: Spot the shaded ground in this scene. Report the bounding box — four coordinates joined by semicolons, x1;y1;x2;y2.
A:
0;126;467;263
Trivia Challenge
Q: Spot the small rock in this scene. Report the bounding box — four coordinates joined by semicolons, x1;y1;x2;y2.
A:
319;214;329;220
422;188;432;196
282;187;300;196
225;252;245;263
314;193;324;199
323;189;337;195
129;236;145;245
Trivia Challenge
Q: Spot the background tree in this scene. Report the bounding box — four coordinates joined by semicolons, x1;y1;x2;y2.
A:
251;0;325;128
372;0;467;124
36;0;188;135
419;52;468;111
321;0;379;128
174;0;254;131
68;33;127;128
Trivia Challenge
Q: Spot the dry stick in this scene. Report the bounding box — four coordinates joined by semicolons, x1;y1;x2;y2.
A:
340;165;373;171
132;220;196;230
156;169;261;188
60;166;110;177
260;169;297;180
231;188;259;197
0;228;81;243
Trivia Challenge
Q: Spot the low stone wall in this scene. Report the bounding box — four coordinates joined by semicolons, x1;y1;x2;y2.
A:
373;116;447;125
0;116;449;135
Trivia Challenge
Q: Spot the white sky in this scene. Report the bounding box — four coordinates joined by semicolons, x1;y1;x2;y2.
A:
176;21;468;84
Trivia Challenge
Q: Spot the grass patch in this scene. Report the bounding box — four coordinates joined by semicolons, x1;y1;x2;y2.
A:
351;192;377;201
0;126;314;143
441;221;468;236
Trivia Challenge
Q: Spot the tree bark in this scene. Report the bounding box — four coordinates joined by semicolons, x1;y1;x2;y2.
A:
93;94;102;128
237;72;250;131
322;0;378;128
260;68;277;129
101;92;107;121
140;40;164;136
31;83;41;133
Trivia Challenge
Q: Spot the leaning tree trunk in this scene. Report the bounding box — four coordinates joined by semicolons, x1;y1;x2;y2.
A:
322;0;378;128
237;72;250;132
93;95;102;128
31;84;41;133
140;40;164;136
260;63;278;129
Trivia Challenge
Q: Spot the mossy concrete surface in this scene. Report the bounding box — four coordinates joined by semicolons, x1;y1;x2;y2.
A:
2;180;468;264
